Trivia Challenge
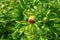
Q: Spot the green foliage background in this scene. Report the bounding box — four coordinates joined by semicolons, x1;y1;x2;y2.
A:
0;0;60;40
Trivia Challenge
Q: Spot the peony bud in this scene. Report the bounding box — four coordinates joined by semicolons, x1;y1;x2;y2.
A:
28;16;35;24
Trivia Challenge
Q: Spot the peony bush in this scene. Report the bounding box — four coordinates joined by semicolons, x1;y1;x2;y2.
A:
0;0;60;40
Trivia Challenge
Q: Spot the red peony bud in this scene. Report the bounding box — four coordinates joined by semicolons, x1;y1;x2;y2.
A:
29;19;35;23
28;16;35;24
